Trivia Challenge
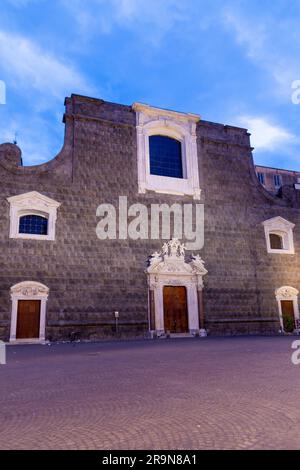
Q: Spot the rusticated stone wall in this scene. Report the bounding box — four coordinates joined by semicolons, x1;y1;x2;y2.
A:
0;94;299;341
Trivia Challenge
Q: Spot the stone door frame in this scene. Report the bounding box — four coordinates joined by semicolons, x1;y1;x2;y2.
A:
146;239;208;337
10;281;49;343
152;276;201;336
275;286;300;333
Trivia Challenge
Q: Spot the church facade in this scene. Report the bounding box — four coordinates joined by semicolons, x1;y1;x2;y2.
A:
0;94;300;343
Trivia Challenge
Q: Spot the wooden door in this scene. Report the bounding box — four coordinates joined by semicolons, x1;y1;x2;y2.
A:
16;300;41;339
281;300;295;333
163;286;188;333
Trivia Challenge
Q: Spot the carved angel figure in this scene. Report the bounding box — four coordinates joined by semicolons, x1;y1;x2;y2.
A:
169;238;180;256
179;243;186;256
149;251;162;266
162;242;169;255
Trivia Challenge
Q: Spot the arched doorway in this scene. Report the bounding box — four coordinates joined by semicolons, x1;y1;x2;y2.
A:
275;286;299;333
10;281;49;343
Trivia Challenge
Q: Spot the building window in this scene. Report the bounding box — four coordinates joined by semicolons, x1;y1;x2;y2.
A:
269;233;283;250
7;191;60;241
19;214;48;235
262;216;295;254
149;135;183;179
274;174;282;188
133;102;201;199
257;172;265;185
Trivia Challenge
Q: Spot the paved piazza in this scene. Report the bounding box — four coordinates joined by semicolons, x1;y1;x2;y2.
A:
0;337;300;450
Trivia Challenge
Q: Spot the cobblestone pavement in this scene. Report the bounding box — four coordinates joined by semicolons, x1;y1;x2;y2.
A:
0;337;300;450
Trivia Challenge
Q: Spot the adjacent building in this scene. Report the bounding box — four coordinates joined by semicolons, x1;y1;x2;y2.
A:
255;165;300;194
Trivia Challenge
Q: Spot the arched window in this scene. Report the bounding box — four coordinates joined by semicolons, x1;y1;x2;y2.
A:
133;102;201;199
149;135;183;178
269;233;283;250
7;191;60;240
19;214;48;235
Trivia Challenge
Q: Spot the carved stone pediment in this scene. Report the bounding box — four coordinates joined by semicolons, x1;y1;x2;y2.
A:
275;286;299;299
11;281;49;298
154;260;193;275
262;216;295;231
147;239;207;286
7;191;61;210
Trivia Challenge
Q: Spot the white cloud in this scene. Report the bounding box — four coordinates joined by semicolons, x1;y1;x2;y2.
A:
222;9;300;99
115;0;139;19
0;30;95;100
238;116;296;151
112;0;185;25
62;0;186;45
223;10;266;60
0;29;99;164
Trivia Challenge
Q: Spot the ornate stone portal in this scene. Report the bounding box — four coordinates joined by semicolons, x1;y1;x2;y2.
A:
10;281;49;343
275;286;300;332
146;239;208;337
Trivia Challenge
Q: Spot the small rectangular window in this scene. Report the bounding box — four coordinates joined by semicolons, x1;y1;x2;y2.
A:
274;174;282;187
257;172;265;185
269;233;283;250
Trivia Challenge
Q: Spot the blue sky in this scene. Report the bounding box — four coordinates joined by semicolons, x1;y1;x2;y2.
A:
0;0;300;169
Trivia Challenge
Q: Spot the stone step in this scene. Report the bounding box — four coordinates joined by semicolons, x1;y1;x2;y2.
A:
169;333;194;338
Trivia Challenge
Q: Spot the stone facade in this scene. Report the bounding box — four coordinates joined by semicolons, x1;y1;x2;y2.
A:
0;94;300;342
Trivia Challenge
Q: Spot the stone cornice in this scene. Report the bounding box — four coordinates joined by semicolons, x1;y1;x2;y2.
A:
7;190;61;208
200;136;252;150
65;113;135;129
132;102;200;123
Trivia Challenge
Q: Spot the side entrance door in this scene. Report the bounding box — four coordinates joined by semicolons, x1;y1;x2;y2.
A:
281;300;295;333
163;286;188;333
16;300;41;339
